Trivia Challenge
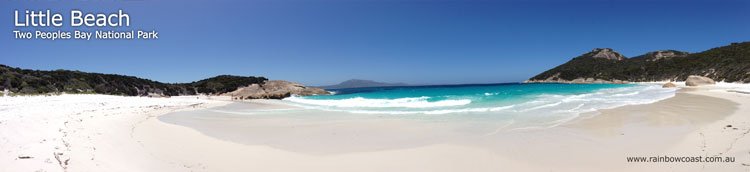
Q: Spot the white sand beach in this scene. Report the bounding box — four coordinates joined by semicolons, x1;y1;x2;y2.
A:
1;83;749;171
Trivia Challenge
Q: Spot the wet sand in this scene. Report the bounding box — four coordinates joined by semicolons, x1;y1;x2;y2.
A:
153;86;749;171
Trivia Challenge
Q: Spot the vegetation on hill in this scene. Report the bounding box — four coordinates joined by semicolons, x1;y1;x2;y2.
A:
181;75;268;94
529;42;750;83
0;65;267;96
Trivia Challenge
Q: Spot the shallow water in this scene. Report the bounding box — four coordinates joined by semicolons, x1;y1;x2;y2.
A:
157;87;745;157
283;83;676;129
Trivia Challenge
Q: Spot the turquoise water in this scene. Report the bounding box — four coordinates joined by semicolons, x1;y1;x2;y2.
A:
284;83;676;128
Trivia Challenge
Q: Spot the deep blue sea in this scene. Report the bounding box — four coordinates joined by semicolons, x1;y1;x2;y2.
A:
283;83;676;128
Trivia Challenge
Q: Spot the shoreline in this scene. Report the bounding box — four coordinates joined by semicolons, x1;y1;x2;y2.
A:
565;82;750;171
2;83;749;171
150;82;750;171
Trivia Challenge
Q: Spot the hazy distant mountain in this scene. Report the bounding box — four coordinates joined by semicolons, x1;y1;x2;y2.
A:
319;79;408;89
525;42;750;83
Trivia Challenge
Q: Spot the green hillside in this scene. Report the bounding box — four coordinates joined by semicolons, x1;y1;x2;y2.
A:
529;42;750;83
0;65;267;96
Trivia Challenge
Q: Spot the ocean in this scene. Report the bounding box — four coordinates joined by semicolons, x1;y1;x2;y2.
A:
283;83;676;129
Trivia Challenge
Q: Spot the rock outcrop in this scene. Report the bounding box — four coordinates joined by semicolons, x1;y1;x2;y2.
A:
224;80;330;99
643;50;690;61
685;75;716;86
662;82;676;88
589;48;626;61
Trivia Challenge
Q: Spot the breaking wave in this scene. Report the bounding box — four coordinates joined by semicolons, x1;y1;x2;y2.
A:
280;83;676;129
283;96;471;108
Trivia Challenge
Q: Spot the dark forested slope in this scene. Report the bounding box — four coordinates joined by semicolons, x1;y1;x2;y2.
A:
528;42;750;83
0;65;267;96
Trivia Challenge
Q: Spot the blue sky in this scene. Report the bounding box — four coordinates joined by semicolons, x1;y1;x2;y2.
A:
3;0;749;86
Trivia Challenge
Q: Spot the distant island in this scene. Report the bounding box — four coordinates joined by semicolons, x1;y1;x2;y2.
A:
0;65;328;98
319;79;408;89
525;42;750;84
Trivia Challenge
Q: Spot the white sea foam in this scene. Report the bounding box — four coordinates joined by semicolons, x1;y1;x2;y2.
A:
612;91;639;97
282;84;676;129
338;105;516;115
538;85;673;112
422;105;515;115
518;101;562;112
284;96;471;108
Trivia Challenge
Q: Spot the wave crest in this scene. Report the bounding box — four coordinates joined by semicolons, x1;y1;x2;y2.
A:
284;96;471;108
